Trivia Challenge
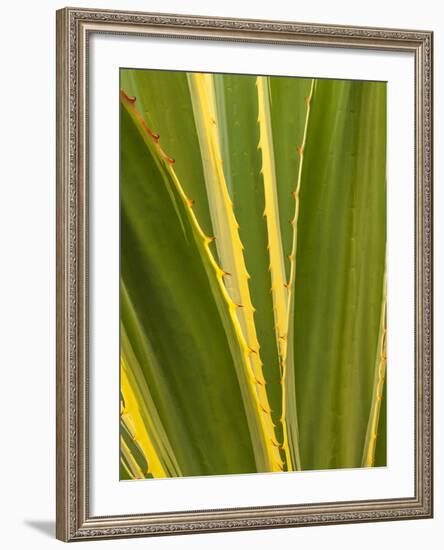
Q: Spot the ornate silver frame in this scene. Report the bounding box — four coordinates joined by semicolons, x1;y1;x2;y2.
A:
56;7;433;542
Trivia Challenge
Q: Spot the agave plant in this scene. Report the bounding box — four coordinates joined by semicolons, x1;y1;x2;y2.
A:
119;69;387;480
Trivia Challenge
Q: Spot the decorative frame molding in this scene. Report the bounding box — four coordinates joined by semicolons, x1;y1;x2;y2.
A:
56;7;433;542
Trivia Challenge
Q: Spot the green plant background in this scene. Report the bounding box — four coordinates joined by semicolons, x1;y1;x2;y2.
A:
119;69;387;480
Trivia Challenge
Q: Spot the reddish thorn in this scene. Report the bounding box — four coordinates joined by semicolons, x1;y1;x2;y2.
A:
121;90;136;103
247;347;257;354
187;198;195;207
222;271;231;277
166;156;175;165
139;118;160;142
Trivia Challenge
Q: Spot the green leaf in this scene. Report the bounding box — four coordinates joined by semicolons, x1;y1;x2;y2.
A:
120;69;214;243
120;420;148;479
277;77;316;471
119;69;387;477
292;79;387;470
120;309;182;478
120;96;259;476
212;73;284;448
186;72;283;471
269;76;314;282
374;377;387;467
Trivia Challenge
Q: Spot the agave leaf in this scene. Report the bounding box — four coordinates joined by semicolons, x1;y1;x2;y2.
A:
120;431;145;480
119;455;132;481
120;93;260;476
279;78;316;472
120;413;151;479
374;375;387;466
121;67;282;459
292;79;387;470
255;76;297;470
186;72;283;472
361;268;387;467
120;304;182;478
256;76;289;364
120;69;387;476
257;76;320;471
211;73;285;459
120;69;214;242
211;74;317;471
269;76;315;282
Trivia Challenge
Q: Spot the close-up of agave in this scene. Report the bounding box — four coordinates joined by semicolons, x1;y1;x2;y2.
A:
119;68;387;480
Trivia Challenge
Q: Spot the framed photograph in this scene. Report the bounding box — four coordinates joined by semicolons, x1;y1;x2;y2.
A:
56;7;433;542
